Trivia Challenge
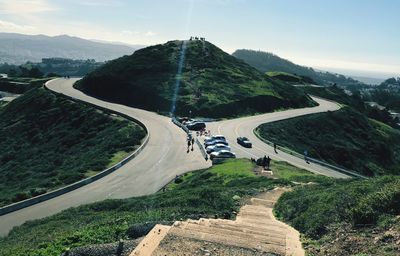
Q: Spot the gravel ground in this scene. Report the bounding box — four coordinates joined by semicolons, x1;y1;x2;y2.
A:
154;235;279;256
60;239;142;256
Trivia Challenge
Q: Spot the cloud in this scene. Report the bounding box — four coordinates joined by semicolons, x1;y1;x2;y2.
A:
0;20;36;33
121;30;140;36
0;0;56;15
78;0;123;7
145;31;156;37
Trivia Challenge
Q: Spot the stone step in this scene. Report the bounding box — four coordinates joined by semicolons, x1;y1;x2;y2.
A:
129;224;171;256
201;221;287;239
178;222;286;247
169;226;286;255
250;198;276;207
237;209;273;219
236;217;288;231
199;218;288;237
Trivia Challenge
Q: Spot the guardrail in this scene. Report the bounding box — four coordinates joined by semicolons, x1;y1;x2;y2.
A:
171;117;190;134
196;138;208;160
253;130;368;179
171;118;209;160
0;82;150;216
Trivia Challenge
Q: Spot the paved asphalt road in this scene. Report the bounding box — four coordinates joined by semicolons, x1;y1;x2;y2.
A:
206;97;349;179
0;78;208;236
0;78;347;236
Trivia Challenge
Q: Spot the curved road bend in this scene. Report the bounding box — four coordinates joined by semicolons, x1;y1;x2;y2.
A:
1;80;348;236
0;78;209;236
206;97;350;178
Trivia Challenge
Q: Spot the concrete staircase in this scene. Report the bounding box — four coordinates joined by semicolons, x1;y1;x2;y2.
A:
130;187;304;256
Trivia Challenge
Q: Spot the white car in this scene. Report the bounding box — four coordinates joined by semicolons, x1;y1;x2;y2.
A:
204;135;226;143
206;144;231;154
209;150;236;160
204;139;228;147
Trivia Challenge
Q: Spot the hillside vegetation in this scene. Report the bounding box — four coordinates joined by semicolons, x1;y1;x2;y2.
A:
256;107;400;176
76;40;315;118
0;77;52;94
275;176;400;255
0;88;146;206
233;49;365;88
303;85;398;128
0;159;323;256
266;71;315;84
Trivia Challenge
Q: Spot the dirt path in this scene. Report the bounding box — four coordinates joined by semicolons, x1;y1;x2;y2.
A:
131;187;304;256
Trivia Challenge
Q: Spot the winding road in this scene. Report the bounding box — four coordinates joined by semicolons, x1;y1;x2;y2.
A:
0;78;347;236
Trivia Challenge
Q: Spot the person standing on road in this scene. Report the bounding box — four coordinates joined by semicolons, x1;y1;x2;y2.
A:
274;143;278;154
262;155;267;169
187;139;191;153
191;138;195;151
304;150;309;164
266;156;271;170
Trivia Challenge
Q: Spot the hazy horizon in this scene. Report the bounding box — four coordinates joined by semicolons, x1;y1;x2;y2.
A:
0;0;399;79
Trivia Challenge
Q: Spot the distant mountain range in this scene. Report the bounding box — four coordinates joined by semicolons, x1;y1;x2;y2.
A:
0;33;144;64
232;49;366;88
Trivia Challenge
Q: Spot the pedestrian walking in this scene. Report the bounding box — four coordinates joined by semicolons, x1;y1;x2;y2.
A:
191;138;195;151
274;143;278;154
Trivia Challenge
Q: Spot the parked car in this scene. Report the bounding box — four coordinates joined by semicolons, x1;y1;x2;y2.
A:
204;139;228;147
209;150;236;160
186;121;206;131
206;144;231;154
237;137;252;148
204;135;226;143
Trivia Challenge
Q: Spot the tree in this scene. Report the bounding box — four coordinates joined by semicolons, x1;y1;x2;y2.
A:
29;67;43;78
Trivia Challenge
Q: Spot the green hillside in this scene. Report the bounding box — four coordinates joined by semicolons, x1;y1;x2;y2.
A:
233;49;365;88
76;40;315;118
275;176;400;255
303;85;398;128
266;71;315;84
256;107;400;176
0;88;146;206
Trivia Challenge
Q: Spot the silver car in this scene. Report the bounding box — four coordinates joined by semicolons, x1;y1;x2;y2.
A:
206;144;231;154
209;150;236;160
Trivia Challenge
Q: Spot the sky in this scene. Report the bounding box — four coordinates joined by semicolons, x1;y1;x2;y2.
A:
0;0;399;78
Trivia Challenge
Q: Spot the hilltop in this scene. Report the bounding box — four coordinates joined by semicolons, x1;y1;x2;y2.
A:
233;49;365;88
0;33;142;64
76;40;315;118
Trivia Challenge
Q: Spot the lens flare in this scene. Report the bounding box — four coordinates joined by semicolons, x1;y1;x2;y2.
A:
170;40;187;116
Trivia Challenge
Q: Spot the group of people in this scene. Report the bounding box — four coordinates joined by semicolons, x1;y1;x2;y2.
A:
187;133;195;153
262;155;271;170
196;128;211;137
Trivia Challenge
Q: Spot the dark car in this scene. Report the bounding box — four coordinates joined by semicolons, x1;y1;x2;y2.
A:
237;137;252;148
186;121;206;131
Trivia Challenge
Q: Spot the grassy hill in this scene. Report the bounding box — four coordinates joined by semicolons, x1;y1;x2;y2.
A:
233;49;366;88
0;159;326;256
303;85;399;128
275;176;400;255
266;71;316;84
0;88;146;206
76;40;315;118
256;107;400;176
